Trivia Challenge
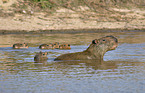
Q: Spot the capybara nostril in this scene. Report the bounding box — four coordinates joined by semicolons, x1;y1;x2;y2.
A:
110;42;118;50
110;44;117;50
106;35;118;50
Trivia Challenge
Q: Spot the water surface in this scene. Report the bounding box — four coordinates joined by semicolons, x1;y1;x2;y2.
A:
0;32;145;93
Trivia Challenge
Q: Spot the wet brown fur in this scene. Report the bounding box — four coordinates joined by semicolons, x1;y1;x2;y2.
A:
13;43;29;49
53;42;60;49
54;35;118;61
39;42;60;49
34;51;48;62
39;44;55;49
59;44;71;49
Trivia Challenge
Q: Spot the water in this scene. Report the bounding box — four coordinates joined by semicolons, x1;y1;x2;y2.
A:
0;32;145;93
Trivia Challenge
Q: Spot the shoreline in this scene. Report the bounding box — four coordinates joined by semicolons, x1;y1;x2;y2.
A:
0;3;145;34
0;28;145;34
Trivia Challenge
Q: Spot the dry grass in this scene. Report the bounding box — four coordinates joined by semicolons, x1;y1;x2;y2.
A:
10;0;145;12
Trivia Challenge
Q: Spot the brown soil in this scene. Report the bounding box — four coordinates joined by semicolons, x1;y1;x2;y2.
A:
0;0;145;34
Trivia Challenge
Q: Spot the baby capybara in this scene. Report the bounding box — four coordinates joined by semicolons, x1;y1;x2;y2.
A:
34;51;48;62
54;35;118;61
13;43;28;49
59;44;71;49
39;42;60;49
39;44;55;49
53;42;59;49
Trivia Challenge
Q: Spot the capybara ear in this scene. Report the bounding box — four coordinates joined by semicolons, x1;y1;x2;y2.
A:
92;39;98;44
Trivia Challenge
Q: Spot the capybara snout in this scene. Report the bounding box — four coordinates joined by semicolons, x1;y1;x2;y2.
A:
92;35;118;50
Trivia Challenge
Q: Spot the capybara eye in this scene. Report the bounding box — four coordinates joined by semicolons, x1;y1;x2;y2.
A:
47;45;49;46
68;44;70;46
43;54;45;55
54;44;56;45
64;45;66;46
102;39;106;41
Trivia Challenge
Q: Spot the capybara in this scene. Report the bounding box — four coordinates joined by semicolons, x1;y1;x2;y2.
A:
34;51;48;62
54;35;118;61
53;42;59;49
59;44;71;49
39;44;55;49
13;43;29;49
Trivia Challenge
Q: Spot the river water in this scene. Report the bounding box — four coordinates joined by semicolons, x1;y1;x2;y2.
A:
0;32;145;93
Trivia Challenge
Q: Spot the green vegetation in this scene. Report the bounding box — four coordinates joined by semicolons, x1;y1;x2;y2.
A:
25;0;145;9
16;0;144;11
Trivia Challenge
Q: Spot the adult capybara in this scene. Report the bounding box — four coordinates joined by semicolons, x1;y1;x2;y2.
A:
59;44;71;49
39;44;55;49
54;35;118;61
13;43;29;49
34;51;48;62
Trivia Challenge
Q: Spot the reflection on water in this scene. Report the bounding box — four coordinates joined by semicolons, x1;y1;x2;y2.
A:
0;32;145;93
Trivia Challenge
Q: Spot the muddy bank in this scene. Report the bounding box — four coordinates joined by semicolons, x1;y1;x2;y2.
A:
0;29;145;35
0;1;145;34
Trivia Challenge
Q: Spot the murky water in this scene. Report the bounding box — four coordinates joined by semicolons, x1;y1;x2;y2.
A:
0;32;145;93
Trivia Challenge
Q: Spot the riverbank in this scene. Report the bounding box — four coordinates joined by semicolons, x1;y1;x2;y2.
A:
0;1;145;34
0;29;145;35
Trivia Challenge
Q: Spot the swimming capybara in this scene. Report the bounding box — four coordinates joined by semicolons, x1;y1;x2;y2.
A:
34;51;48;62
54;35;118;61
39;44;55;49
59;44;71;49
53;42;60;49
13;43;29;49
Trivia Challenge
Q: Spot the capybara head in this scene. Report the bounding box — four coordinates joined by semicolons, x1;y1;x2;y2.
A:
13;43;28;49
39;44;55;49
91;35;118;52
59;44;71;49
53;42;60;49
34;51;48;62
